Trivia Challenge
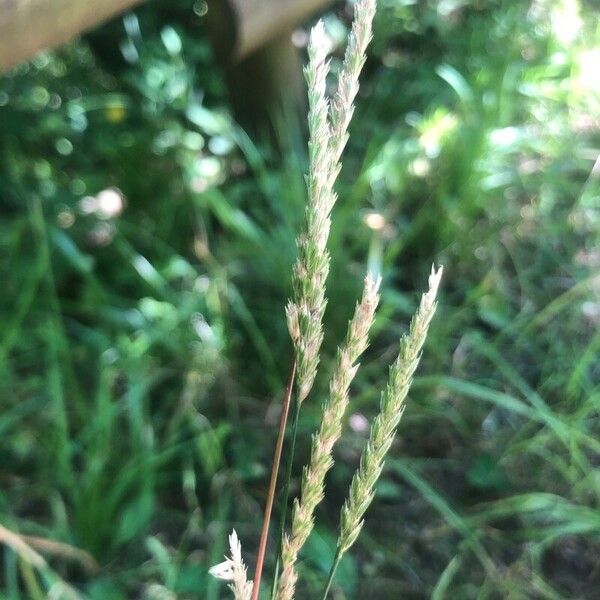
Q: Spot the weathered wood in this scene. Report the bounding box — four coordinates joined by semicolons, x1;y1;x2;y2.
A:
0;0;147;71
207;0;333;132
224;0;332;60
0;0;335;132
222;31;305;132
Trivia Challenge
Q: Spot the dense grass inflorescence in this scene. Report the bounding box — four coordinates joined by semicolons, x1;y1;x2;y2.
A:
1;0;599;598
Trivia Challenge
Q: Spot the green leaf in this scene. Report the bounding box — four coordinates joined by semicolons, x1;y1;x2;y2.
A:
115;493;154;545
467;454;508;490
50;227;94;273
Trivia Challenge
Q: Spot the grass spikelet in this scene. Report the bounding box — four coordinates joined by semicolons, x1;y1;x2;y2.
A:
329;0;377;167
323;266;443;598
287;20;334;406
209;530;253;600
287;1;376;406
276;274;381;600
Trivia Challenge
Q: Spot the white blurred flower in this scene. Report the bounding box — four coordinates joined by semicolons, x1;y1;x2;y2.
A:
96;188;124;219
362;211;386;231
409;157;431;178
349;412;369;433
78;188;125;219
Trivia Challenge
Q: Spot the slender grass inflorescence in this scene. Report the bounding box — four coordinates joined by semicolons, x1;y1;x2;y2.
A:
322;266;443;598
276;275;381;600
270;22;335;598
286;20;334;407
209;530;253;600
329;0;376;169
287;0;376;406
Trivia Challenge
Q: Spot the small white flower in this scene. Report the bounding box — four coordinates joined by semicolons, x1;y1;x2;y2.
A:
96;188;124;219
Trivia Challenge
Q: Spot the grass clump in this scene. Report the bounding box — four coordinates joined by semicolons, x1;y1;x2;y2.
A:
212;2;443;598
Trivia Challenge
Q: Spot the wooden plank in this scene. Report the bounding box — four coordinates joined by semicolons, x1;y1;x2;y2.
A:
0;0;147;71
207;0;333;130
214;0;332;61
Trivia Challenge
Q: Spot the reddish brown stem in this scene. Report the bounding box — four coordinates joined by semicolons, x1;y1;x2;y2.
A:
251;360;297;600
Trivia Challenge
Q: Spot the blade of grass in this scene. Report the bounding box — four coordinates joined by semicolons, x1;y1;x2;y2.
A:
431;555;462;600
417;376;600;454
389;460;498;580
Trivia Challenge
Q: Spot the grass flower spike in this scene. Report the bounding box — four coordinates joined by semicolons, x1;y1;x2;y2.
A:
287;0;377;405
276;274;381;600
329;0;377;168
209;530;253;600
324;266;443;597
286;20;334;405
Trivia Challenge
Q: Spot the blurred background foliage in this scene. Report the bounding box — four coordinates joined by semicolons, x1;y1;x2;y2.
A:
1;0;599;598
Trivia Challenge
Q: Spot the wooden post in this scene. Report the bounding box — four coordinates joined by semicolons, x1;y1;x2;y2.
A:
207;0;332;133
215;0;332;61
0;0;147;71
0;0;334;132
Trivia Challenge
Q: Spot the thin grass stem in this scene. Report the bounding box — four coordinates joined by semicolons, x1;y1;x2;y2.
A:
270;399;301;600
251;360;296;600
321;548;342;600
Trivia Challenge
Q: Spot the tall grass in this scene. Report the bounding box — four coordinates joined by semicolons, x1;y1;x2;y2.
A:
211;2;443;598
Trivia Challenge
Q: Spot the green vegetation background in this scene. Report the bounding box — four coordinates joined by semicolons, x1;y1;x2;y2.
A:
1;0;599;598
